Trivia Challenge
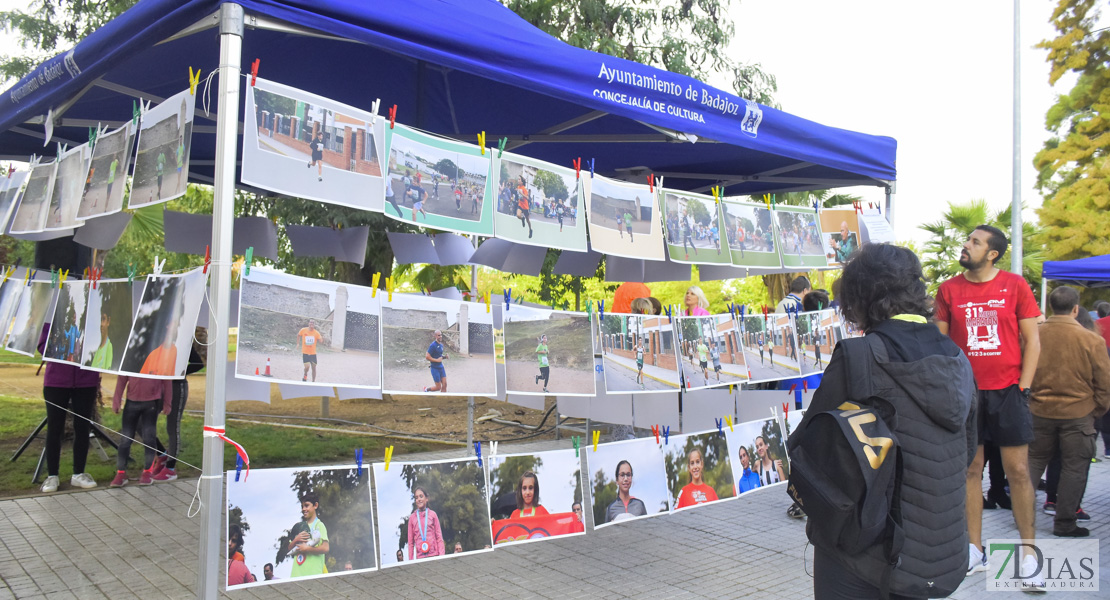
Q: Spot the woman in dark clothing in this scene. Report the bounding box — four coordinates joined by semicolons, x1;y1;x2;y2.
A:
798;244;977;600
37;325;101;493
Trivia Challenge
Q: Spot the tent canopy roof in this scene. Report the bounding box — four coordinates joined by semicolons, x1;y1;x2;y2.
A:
0;0;896;196
1043;254;1110;288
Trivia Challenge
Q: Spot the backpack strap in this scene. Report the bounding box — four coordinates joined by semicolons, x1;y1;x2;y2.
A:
878;446;906;600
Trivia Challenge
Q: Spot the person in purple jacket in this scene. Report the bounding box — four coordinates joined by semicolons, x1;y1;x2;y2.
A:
38;324;101;493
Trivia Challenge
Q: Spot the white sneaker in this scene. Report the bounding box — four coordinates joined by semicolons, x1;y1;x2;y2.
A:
70;473;97;489
41;475;60;493
966;543;988;576
1021;554;1047;593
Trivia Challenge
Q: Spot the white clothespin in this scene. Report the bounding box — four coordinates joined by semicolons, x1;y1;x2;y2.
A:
152;256;166;275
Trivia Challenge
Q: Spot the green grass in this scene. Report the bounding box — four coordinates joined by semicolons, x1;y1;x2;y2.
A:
0;394;445;497
0;349;42;365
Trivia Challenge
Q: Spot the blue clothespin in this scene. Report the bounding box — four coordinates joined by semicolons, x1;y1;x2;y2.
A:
663;425;670;445
588;158;595;178
474;442;483;466
573;436;580;457
598;300;605;320
715;418;724;437
235;455;244;482
503;288;511;312
664;304;672;319
355;448;363;477
740;304;746;319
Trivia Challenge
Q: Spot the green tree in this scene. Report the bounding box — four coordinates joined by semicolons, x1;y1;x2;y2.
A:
684;196;711;225
533;169;569;201
1034;0;1110;266
590;467;615;526
918;199;1044;296
228;505;251;555
434;158;458;179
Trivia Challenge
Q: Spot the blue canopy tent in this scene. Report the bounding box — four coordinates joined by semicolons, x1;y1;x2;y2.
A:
1041;254;1110;312
0;2;897;597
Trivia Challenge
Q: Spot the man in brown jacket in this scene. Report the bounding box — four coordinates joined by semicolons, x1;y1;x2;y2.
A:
1027;286;1110;537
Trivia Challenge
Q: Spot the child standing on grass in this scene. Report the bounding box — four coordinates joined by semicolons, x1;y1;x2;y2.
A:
110;375;171;487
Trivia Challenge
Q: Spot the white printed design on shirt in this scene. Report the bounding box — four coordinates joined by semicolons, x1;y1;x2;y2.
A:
963;300;1004;353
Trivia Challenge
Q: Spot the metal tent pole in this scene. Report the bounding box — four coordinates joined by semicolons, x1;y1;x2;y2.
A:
197;4;243;599
1041;277;1048;316
1010;0;1023;274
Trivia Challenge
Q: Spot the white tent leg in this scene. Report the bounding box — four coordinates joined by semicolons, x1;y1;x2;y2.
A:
1041;277;1047;316
197;4;243;599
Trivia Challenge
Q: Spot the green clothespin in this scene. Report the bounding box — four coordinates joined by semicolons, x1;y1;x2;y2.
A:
497;137;508;158
133;100;141;126
586;299;594;319
50;267;57;287
127;262;137;285
573;436;580;457
244;247;254;276
88;126;97;145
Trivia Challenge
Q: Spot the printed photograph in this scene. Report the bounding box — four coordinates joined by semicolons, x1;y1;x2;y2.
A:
128;89;194;208
774;205;829;268
118;267;206;378
663;190;731;264
6;280;57;357
796;309;843;376
0;278;25;344
503;306;595;396
0;170;29;232
8;160;57;234
488;449;585;546
43;280;88;365
663;430;735;511
819;208;860;266
673;314;748;390
242;78;385;213
725;417;790;493
373;458;492;568
599;313;681;393
740;313;802;383
720;199;780;268
383;124;494;236
237;270;380;389
225;465;376;588
78;122;134;220
43;142;90;231
492;152;586;250
586;437;669;528
583;175;664;260
380;294;495;395
79;279;135;372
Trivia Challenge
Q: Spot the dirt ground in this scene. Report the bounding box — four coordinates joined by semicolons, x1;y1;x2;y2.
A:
0;359;564;444
382;354;497;395
504;360;595;394
237;348;380;387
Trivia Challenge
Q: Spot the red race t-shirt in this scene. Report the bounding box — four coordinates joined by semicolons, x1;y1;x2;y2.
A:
676;482;719;509
1095;316;1110;349
934;270;1040;390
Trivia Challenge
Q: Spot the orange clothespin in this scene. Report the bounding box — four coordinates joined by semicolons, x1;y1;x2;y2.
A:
384;445;394;471
250;59;260;86
651;424;660;444
573;157;581;180
188;67;201;95
477;131;486;155
389;104;397;129
202;245;211;274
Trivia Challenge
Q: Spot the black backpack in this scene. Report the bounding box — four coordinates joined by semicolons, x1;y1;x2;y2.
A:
786;338;905;596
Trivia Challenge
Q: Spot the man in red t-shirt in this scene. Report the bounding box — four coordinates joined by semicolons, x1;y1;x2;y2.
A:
935;225;1042;581
1095;301;1110;459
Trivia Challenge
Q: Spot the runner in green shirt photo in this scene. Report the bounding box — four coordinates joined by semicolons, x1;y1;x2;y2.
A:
289;492;329;578
534;334;550;393
90;312;114;369
696;338;709;381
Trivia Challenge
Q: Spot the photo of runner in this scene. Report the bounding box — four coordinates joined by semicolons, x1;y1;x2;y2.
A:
503;306;595;395
583;174;664;260
380;293;495;395
663;431;735;511
663;190;731;264
599;313;681;393
383;124;494;235
374;457;492;568
8;159;57;234
225;465;376;588
43;280;88;365
80;279;133;372
796;309;842;376
819;208;861;265
773;204;829;268
674;314;748;390
586;437;669;529
5;280;57;357
0;277;26;345
43;142;90;231
493;151;587;250
720;198;781;268
488;448;585;546
129;89;194;208
78;122;134;219
0;170;28;233
236;270;380;388
118;267;206;379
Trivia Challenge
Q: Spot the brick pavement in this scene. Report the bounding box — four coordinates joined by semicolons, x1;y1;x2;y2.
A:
1;440;1108;599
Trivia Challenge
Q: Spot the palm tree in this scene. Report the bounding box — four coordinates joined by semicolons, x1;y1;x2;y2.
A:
919;199;1044;295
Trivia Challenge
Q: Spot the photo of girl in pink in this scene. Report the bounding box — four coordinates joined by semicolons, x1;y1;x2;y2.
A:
406;487;444;561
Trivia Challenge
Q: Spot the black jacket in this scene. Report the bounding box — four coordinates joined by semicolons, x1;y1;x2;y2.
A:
804;319;977;598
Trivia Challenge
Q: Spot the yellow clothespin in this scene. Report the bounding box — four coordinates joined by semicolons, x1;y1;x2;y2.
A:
485;291;491;313
58;269;68;286
725;415;734;432
711;186;721;204
1;267;12;284
762;193;771;210
371;272;381;298
729;384;734;394
384;445;394;471
23;269;32;284
477;131;486;155
592;430;600;451
385;277;394;302
188;67;201;95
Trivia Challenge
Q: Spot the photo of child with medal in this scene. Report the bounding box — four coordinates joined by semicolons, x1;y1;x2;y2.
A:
406;487;443;560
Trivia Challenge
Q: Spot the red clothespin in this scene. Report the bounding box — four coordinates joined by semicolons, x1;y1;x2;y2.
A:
647;173;655;193
6;165;13;177
389;104;397;129
651;424;660;444
573;157;581;180
803;380;809;393
250;58;260;86
782;401;790;420
788;384;797;396
92;268;102;289
202;245;211;274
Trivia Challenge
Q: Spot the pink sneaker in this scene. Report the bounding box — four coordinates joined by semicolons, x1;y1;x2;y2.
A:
153;468;177;482
109;471;129;488
149;455;167;478
138;470;154;486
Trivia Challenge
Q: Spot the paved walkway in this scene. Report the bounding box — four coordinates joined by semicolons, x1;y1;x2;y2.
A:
2;439;1108;599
